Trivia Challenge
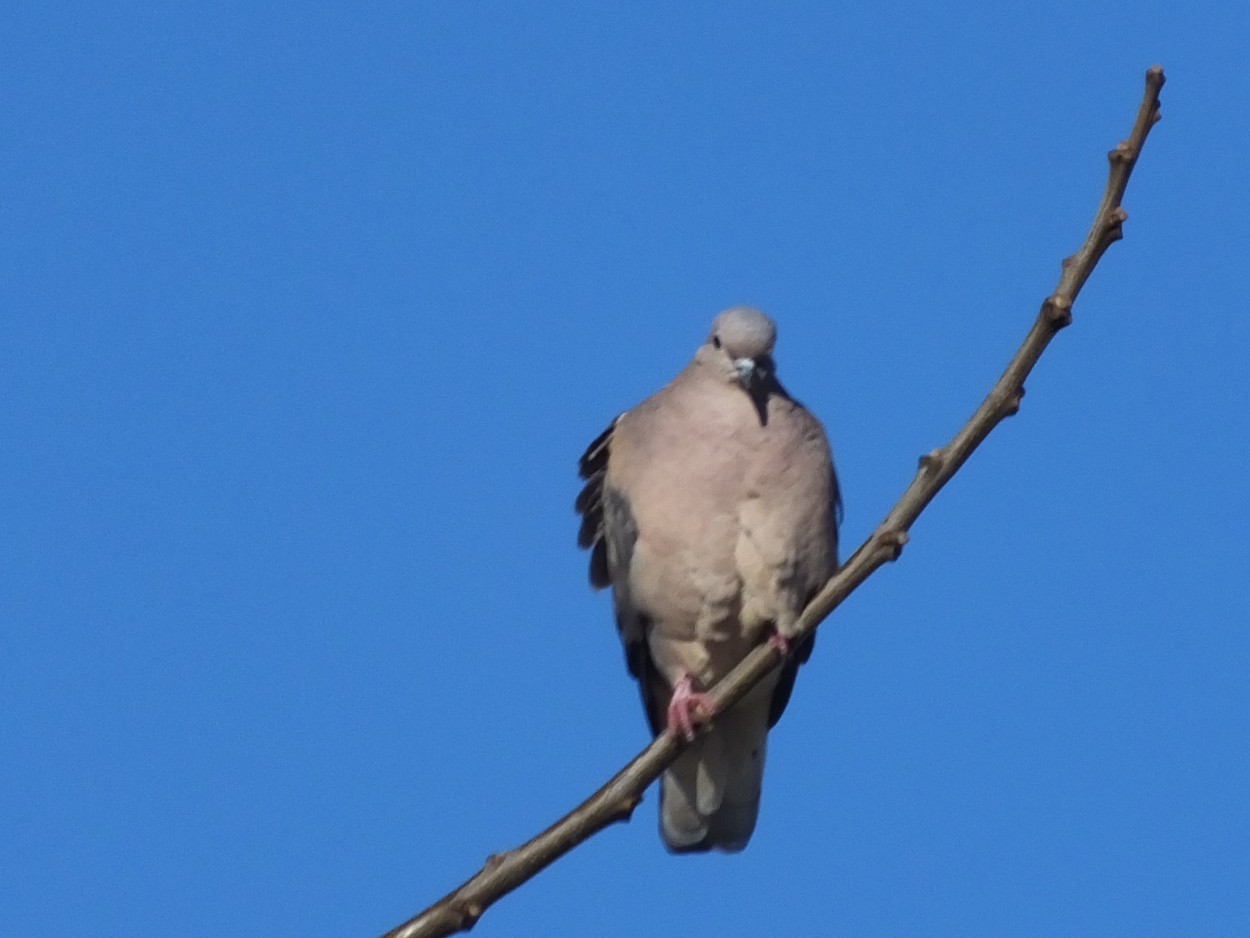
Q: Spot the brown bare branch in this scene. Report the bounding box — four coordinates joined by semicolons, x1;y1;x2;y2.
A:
381;66;1165;938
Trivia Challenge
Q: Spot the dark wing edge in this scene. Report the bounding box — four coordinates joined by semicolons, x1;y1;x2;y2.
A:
575;415;621;590
630;625;670;738
576;414;665;734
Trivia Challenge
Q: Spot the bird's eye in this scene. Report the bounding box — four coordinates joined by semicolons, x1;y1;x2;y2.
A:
711;334;722;349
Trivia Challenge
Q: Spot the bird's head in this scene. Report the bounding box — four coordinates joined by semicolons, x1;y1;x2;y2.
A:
703;306;778;394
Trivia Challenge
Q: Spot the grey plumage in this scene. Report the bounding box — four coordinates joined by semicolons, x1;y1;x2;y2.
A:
577;306;840;852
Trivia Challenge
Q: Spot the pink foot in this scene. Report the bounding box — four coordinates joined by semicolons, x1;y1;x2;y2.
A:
666;675;715;741
767;630;791;656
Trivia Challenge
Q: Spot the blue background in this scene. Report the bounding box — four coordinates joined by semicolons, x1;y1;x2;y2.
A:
4;3;1247;936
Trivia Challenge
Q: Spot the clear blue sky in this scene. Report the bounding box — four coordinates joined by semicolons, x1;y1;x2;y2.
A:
3;3;1247;936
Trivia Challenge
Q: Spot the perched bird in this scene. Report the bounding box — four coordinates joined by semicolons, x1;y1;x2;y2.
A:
576;306;840;852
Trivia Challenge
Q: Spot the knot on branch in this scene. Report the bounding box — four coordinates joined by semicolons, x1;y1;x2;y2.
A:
608;792;643;824
448;899;484;931
1042;294;1073;328
1109;140;1135;166
1104;207;1128;245
1000;386;1025;418
484;852;507;871
877;528;908;561
918;448;945;473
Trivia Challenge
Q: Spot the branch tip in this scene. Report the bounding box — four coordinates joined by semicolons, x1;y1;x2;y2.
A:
1144;67;1165;122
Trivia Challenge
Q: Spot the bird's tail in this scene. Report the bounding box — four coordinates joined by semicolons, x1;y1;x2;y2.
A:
659;693;770;853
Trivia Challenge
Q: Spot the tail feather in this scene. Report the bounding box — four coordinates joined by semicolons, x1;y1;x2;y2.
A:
659;700;769;853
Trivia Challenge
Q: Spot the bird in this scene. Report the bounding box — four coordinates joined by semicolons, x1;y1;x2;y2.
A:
575;306;840;852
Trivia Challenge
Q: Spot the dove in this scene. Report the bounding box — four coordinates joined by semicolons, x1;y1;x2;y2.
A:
576;306;840;852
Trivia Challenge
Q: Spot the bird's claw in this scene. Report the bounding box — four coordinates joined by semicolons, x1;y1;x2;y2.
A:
666;674;715;741
767;630;792;656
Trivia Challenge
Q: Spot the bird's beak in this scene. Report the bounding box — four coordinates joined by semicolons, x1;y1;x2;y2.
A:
733;357;757;387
